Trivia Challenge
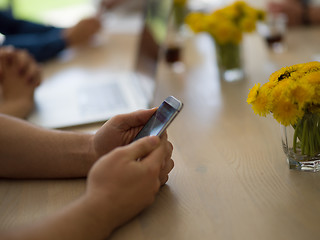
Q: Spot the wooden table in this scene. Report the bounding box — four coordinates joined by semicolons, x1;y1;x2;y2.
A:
1;11;320;240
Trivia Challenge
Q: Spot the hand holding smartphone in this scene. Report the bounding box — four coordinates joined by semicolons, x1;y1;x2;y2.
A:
132;96;183;142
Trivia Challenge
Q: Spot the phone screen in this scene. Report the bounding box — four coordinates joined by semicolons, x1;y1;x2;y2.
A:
134;101;177;140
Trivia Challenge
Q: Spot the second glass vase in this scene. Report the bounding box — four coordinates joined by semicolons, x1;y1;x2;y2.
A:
215;42;244;82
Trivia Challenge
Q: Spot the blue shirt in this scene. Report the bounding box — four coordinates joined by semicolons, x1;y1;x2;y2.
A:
0;11;67;62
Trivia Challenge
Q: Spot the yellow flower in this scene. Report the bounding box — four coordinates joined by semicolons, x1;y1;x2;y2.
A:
185;12;205;33
272;98;303;126
223;5;241;19
243;5;258;18
299;61;320;74
263;81;277;91
211;20;238;44
205;13;220;30
248;62;320;125
271;78;290;101
250;86;271;116
268;64;301;83
289;82;314;108
247;83;260;104
304;71;320;85
268;68;284;83
185;1;264;43
303;71;320;105
256;9;266;21
239;17;256;32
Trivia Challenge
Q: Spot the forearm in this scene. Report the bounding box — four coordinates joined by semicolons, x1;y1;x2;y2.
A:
3;29;67;62
1;195;114;240
0;114;97;178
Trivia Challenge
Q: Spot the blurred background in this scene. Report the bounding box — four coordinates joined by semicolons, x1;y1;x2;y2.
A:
0;0;267;27
0;0;96;27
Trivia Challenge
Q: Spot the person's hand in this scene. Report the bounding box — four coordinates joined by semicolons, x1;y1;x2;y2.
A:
0;46;41;87
268;0;303;26
92;108;174;185
63;17;101;46
84;135;172;235
93;109;157;156
0;46;42;118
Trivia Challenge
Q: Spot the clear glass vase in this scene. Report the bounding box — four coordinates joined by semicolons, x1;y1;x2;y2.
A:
281;113;320;172
215;42;244;82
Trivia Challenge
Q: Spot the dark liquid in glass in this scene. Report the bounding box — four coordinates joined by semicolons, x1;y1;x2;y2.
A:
165;46;181;63
265;34;283;47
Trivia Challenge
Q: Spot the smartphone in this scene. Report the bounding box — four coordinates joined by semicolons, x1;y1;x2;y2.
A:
132;96;183;141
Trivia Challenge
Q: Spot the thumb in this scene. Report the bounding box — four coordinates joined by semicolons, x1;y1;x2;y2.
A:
126;136;160;160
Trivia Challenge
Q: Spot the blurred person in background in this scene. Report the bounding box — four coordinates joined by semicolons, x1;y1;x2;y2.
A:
268;0;320;26
0;9;101;62
0;0;137;62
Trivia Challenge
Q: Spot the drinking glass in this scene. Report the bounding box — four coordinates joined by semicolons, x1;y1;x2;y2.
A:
257;13;288;53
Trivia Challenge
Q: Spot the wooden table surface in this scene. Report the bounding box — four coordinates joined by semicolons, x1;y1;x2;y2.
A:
1;7;320;240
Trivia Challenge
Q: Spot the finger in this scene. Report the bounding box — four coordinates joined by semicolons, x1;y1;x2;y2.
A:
159;158;174;185
30;63;42;86
24;62;40;85
0;47;15;74
159;175;168;186
162;158;174;173
141;136;169;170
33;67;42;86
3;49;14;67
125;135;160;161
160;131;168;141
16;50;31;75
109;108;157;130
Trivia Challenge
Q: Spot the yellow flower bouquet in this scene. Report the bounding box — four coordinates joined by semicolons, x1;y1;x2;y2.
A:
247;62;320;171
185;1;264;81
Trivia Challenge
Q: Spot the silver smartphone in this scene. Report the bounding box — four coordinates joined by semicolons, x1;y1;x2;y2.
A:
132;96;183;141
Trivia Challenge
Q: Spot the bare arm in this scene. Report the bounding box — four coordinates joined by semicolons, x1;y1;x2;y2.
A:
0;196;114;240
0;108;169;179
1;135;173;240
0;114;96;178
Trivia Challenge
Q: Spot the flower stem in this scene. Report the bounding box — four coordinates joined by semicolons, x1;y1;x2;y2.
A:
293;113;320;157
293;119;301;153
301;120;308;155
